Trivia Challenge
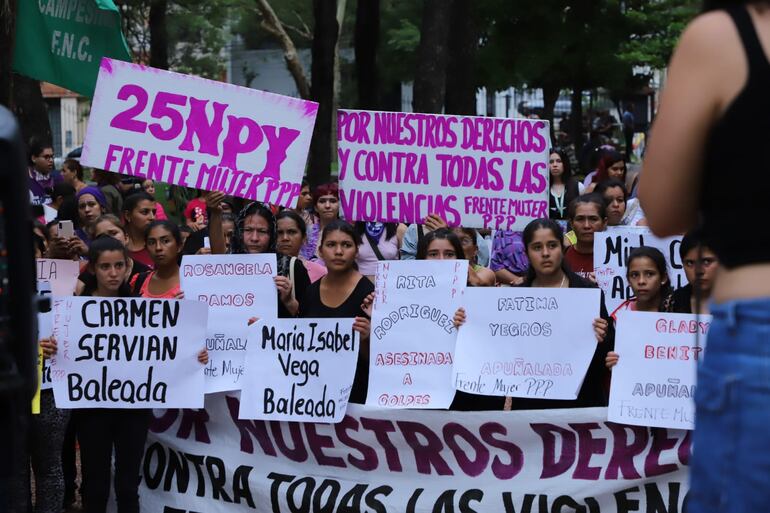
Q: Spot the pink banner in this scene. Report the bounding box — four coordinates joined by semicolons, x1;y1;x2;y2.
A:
338;110;550;229
82;58;318;208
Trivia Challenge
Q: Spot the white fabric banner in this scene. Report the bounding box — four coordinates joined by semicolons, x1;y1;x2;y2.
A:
453;287;600;399
50;296;208;408
609;311;710;430
137;394;690;512
180;254;277;393
593;227;686;313
337;110;551;230
238;318;360;423
366;260;468;409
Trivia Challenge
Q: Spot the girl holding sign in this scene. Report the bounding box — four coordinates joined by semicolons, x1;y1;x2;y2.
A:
44;236;208;513
606;247;673;369
298;220;374;404
455;219;613;409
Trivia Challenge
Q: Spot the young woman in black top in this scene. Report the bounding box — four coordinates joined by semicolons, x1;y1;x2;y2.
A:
299;220;373;404
549;149;583;220
455;219;613;410
44;236;207;513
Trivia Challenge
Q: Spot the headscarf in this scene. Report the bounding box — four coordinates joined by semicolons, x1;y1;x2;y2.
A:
76;186;108;210
231;202;293;277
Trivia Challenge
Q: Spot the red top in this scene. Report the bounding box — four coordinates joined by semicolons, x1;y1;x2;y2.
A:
564;246;594;279
129;247;154;269
610;299;637;321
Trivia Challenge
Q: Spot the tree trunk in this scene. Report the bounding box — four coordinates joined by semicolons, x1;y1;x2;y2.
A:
444;0;476;116
330;0;346;174
570;87;584;157
149;0;169;70
412;0;451;114
0;0;17;108
354;0;379;109
255;0;311;100
308;0;338;187
542;83;559;142
11;74;52;146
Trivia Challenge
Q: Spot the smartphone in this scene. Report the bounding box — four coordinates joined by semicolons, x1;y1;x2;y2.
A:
203;236;210;249
58;220;74;239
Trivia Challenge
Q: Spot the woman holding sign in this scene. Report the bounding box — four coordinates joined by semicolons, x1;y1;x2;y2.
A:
231;202;310;317
44;236;208;513
298;220;374;404
605;247;674;369
456;219;613;409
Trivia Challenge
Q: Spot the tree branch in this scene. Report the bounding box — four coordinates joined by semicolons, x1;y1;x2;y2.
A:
254;0;311;99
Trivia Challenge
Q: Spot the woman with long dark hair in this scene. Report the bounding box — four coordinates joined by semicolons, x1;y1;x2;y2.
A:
231;202;310;316
639;2;770;510
548;149;584;220
298;220;373;403
455;219;613;410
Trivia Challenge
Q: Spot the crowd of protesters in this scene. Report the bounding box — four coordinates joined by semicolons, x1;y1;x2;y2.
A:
20;131;716;513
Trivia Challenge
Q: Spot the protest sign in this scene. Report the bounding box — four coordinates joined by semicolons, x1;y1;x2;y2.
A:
238;318;359;423
37;290;55;392
139;394;690;512
453;288;600;400
609;311;710;430
366;260;468;409
337;110;550;230
593;226;686;313
37;259;79;296
12;0;131;97
50;296;207;408
180;254;277;393
81;58;318;208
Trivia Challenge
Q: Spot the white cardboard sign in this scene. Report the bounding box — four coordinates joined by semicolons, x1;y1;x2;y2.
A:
609;311;710;430
50;296;208;408
238;318;360;423
593;227;686;313
453;287;601;400
180;254;277;393
366;260;468;409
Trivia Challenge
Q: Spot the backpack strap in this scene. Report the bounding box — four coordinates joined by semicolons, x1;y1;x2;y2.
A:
365;232;386;261
130;271;152;297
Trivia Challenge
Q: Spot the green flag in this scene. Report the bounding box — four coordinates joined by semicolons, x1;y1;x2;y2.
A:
13;0;132;97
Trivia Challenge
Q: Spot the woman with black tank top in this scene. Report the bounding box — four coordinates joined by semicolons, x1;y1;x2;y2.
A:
640;2;770;511
548;149;583;220
299;220;374;404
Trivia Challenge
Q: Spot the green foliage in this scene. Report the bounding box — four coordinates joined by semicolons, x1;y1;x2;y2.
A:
619;0;699;70
168;1;233;78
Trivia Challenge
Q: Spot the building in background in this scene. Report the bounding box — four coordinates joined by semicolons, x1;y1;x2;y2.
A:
41;82;89;162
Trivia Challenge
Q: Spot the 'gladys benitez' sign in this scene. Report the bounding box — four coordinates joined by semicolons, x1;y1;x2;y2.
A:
609;311;710;430
239;318;360;423
453;288;601;400
338;110;550;230
50;297;208;408
366;260;468;409
82;58;318;208
181;254;277;393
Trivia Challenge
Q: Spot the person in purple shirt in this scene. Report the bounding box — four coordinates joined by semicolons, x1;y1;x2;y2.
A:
27;138;62;206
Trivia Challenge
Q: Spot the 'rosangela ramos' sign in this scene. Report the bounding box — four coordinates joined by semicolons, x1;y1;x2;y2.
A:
140;395;691;512
82;58;318;208
337;110;551;230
